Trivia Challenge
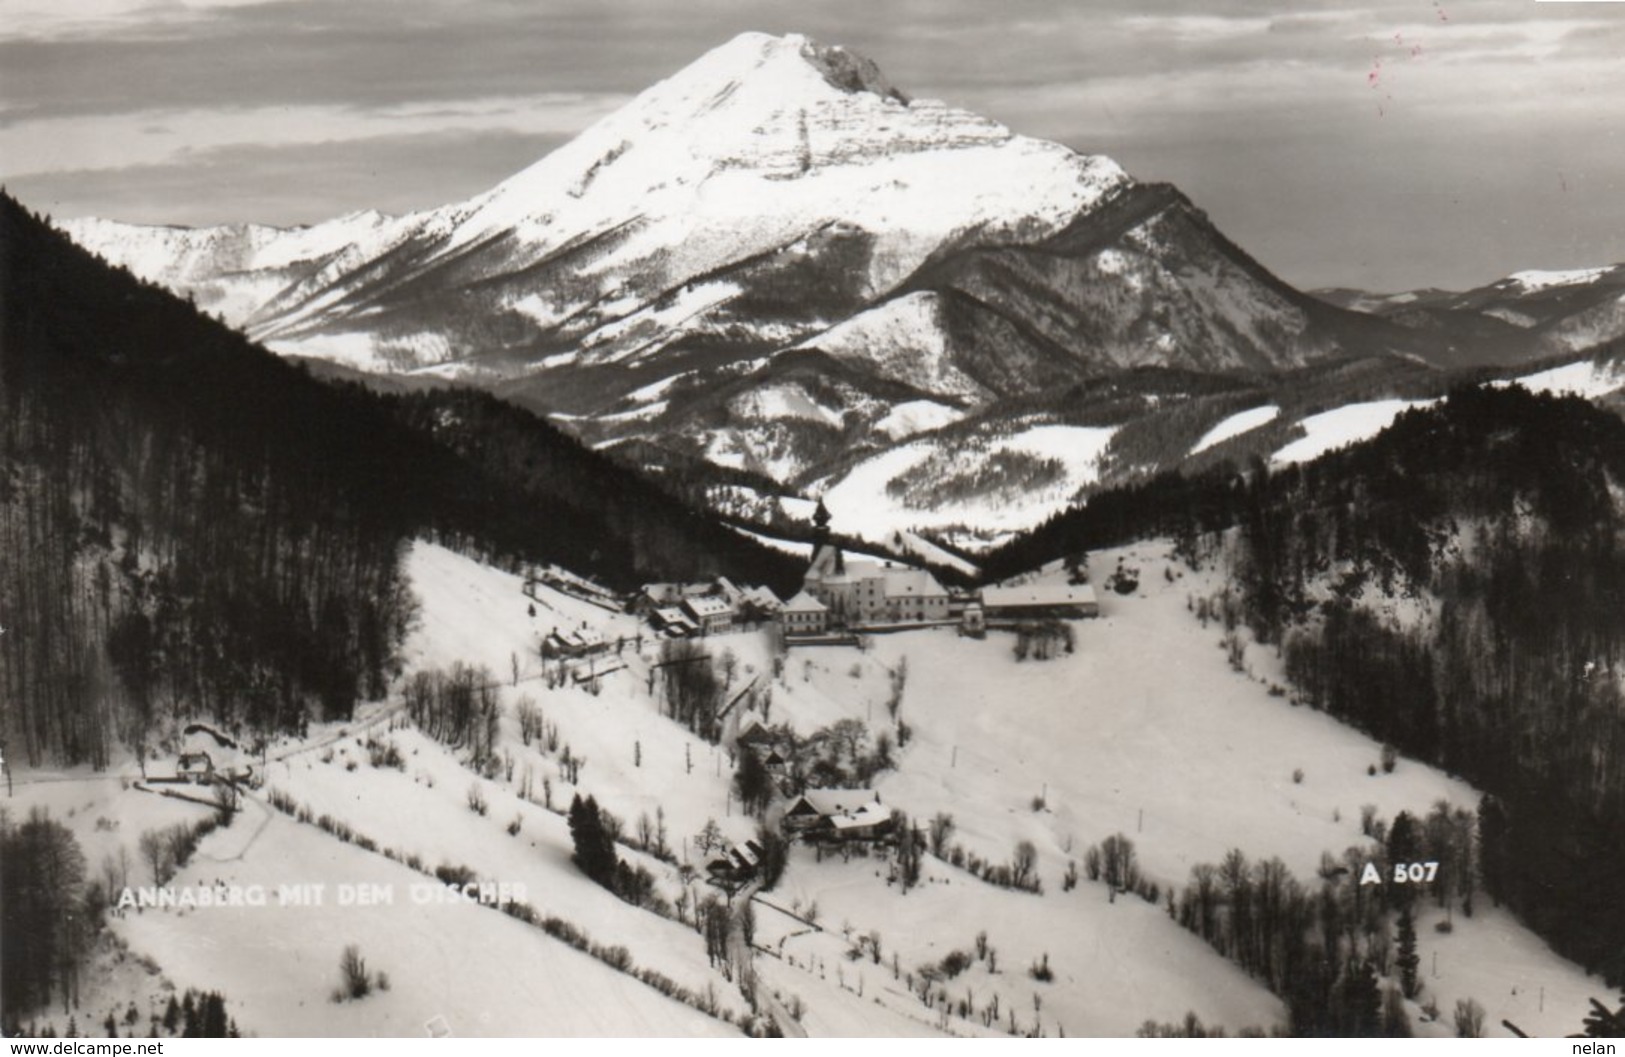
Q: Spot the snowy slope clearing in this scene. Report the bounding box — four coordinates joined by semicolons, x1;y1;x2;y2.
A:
401;540;643;679
851;542;1602;1037
1494;357;1625;401
11;535;1607;1037
1192;405;1280;455
820;424;1117;550
1272;399;1434;467
115;809;736;1037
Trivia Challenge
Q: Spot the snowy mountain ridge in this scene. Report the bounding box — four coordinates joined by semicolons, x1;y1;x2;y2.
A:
64;32;1128;370
58;31;1625;554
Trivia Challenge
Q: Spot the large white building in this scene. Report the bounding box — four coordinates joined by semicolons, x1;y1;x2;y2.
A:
780;590;829;635
980;582;1099;619
801;501;949;626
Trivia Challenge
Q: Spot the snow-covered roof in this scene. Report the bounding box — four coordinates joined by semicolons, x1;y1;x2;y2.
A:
792;789;880;817
548;626;605;649
683;596;734;618
829;803;890;830
837;559;886;583
715;577;745;604
743;585;783;610
981;582;1098;608
884;568;946;598
652;607;697;628
181;723;238;753
648;582;719;602
782;590;828;613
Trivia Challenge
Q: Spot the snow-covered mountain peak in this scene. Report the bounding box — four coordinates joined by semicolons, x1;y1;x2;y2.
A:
411;29;1127;300
652;31;906;112
452;30;1039;228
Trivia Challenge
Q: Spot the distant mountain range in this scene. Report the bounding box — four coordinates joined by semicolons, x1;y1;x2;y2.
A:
1314;264;1625;366
58;32;1625;551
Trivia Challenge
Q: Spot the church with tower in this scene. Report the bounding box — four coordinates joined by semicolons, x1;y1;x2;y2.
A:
796;500;949;628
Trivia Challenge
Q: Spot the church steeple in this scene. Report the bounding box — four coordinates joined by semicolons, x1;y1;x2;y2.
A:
805;498;844;585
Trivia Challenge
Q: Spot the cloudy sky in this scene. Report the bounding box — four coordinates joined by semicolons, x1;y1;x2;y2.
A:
2;0;1622;291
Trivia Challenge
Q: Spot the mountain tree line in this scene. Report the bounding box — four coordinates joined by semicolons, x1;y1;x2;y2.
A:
1;192;420;764
1221;388;1625;985
0;190;801;767
0;809;99;1016
997;386;1625;985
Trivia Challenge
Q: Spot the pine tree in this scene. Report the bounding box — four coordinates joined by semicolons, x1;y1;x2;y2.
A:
567;794;616;889
1396;907;1421;999
200;993;228;1037
734;749;773;817
1387;812;1420;869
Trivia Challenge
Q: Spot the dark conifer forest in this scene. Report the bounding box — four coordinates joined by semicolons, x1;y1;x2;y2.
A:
988;384;1625;987
0;191;799;769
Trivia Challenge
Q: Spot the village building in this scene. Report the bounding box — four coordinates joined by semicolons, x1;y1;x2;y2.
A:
980;582;1100;620
636;578;779;634
783;788;882;835
780;590;829;635
170;723;252;785
706;839;765;885
649;606;699;637
177;752;215;784
737;585;784;622
681;595;735;634
528;566;623;612
881;567;951;623
736;716;777;750
543;624;609;658
736;717;791;781
632;582;713;616
801;501;948;626
820;802;894;843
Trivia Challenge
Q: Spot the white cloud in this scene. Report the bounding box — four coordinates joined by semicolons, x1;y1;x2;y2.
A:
0;91;625;178
0;0;284;40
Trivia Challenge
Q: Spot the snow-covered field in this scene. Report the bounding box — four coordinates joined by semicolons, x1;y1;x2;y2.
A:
854;543;1602;1038
116;809;736;1037
1494;357;1625;401
10;537;1609;1037
1192;404;1280;455
819;424;1117;549
1272;399;1435;466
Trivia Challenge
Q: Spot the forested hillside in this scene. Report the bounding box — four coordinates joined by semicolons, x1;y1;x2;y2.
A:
0;192;799;769
985;386;1625;986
